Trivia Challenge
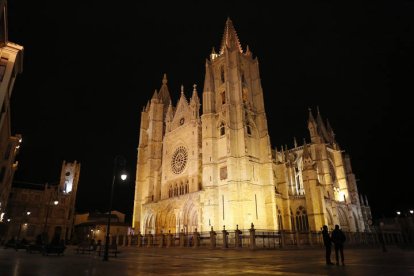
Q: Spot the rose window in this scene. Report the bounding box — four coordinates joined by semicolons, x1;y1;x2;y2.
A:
171;146;188;174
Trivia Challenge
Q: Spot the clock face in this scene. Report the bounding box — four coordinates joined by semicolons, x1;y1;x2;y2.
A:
65;171;71;177
171;146;188;174
179;118;185;125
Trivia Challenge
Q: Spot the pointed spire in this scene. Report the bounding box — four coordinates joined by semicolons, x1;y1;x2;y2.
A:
151;89;158;100
158;73;171;106
360;194;365;206
293;137;298;148
245;45;252;56
210;47;218;60
192;84;198;98
166;101;174;121
181;84;184;95
326;119;336;142
302;139;311;159
365;195;369;206
219;17;243;54
308;107;316;124
316;107;330;142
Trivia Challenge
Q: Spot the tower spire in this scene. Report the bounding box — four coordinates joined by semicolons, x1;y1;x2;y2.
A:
219;17;243;54
158;73;171;106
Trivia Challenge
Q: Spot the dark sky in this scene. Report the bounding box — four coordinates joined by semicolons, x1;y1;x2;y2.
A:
7;1;414;221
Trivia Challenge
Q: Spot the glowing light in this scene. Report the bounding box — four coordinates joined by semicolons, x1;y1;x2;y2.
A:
24;223;27;226
396;211;401;215
19;138;22;143
26;211;31;215
0;212;4;221
7;219;11;222
121;173;127;181
410;210;413;214
54;201;59;205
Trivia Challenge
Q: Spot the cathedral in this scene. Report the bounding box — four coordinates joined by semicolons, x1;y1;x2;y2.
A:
133;18;371;234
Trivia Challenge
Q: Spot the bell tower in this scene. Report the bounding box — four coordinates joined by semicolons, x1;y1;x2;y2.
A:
201;18;276;230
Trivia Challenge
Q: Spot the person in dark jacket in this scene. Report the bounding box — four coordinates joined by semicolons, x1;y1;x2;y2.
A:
331;224;346;265
322;225;334;265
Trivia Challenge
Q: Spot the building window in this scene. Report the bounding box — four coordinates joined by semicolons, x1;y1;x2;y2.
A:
220;66;225;83
185;182;189;194
168;185;173;198
277;209;283;230
246;123;252;136
295;206;309;232
221;91;226;105
179;183;184;195
219;122;225;136
174;184;178;196
220;166;227;180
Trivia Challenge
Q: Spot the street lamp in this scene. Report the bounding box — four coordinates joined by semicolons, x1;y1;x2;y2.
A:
103;155;127;261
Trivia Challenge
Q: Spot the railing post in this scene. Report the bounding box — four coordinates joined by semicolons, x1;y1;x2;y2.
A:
147;234;153;248
137;231;142;247
280;230;285;248
179;229;185;247
249;223;256;250
159;231;165;248
210;226;217;249
235;225;242;248
166;230;173;248
193;228;200;248
222;225;229;249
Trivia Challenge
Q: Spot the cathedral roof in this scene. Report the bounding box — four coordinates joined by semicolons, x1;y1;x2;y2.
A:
219;17;243;54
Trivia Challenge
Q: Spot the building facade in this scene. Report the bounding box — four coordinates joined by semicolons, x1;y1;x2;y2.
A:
133;19;371;234
74;211;129;244
0;0;24;226
4;161;80;242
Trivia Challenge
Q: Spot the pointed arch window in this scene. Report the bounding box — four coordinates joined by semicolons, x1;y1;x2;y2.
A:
185;181;189;194
168;185;173;198
220;66;225;83
295;206;309;232
221;91;226;105
219;122;225;136
277;208;283;230
180;183;184;195
174;184;178;196
246;122;252;136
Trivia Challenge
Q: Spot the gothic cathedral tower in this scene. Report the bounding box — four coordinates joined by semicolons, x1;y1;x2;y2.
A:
201;18;276;230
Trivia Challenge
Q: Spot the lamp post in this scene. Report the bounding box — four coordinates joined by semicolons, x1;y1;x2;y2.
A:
103;155;127;261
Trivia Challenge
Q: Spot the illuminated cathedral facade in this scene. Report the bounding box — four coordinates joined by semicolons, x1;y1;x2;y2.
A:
133;19;371;234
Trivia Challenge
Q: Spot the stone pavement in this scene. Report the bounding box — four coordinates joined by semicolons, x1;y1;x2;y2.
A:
0;246;413;275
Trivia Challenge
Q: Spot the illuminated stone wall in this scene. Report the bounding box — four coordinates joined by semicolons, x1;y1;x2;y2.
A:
133;19;371;234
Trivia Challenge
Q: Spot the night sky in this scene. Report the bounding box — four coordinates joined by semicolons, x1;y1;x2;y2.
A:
6;1;414;222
